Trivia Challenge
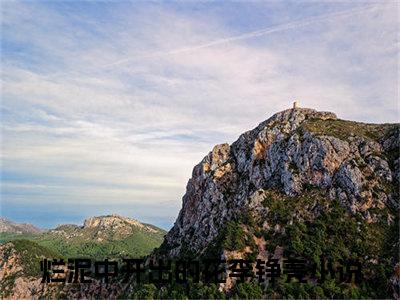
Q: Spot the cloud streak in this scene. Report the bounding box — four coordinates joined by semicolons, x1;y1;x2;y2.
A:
102;3;384;68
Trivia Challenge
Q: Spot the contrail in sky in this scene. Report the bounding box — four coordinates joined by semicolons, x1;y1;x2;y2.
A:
102;4;383;69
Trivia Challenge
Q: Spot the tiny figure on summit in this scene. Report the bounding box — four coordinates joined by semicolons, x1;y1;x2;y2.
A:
293;101;298;109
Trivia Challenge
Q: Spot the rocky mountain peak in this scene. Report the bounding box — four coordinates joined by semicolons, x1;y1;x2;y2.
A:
83;214;158;233
261;107;336;129
241;107;336;139
158;108;398;258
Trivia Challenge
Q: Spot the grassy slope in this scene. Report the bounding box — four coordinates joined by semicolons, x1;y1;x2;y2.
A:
0;226;165;297
0;226;166;259
0;239;62;297
301;118;398;142
37;230;165;259
1;239;62;276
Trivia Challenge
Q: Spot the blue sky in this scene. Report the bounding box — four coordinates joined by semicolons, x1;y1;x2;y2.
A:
1;1;398;230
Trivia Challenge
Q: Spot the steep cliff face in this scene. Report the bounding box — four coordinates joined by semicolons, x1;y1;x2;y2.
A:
159;108;398;258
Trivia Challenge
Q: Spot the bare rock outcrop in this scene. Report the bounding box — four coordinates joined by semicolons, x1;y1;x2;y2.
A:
160;108;399;257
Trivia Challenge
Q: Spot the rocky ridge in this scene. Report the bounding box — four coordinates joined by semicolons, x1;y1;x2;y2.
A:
0;218;44;234
50;214;160;241
83;214;158;233
159;108;398;257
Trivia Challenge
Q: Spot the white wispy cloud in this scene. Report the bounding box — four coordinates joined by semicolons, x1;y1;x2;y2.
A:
102;3;385;69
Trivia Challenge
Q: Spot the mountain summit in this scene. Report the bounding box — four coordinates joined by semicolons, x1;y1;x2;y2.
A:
154;107;398;298
159;108;398;256
83;214;159;233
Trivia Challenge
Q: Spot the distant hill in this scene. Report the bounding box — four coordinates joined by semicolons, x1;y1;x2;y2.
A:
0;215;166;298
0;214;166;259
0;218;44;234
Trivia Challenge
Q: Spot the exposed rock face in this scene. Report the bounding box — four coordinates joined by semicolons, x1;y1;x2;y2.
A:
0;241;62;299
0;218;44;234
83;214;158;233
161;108;399;257
50;214;161;242
0;243;40;299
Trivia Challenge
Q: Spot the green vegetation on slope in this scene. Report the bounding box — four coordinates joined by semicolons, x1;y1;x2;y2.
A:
1;239;61;277
143;188;397;299
0;224;166;260
200;216;256;260
0;232;36;243
301;118;399;142
36;230;165;259
0;240;62;297
259;189;397;299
